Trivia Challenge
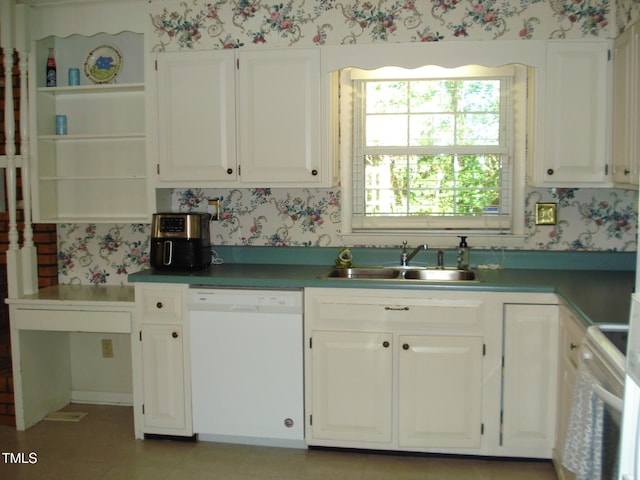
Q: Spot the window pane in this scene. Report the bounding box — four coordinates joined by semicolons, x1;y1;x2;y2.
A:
409;114;454;146
456;113;500;145
366;81;408;113
366;114;408;146
409;80;453;112
458;80;500;112
364;154;502;217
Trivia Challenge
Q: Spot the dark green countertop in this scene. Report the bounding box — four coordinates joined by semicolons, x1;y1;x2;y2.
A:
129;264;635;327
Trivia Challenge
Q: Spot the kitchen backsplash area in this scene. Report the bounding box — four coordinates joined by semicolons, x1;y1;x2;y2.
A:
57;186;637;285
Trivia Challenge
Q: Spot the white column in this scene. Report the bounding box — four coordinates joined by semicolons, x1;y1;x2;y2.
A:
16;4;37;295
1;0;23;298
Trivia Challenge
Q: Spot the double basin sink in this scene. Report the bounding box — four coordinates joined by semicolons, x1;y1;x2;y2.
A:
320;265;479;282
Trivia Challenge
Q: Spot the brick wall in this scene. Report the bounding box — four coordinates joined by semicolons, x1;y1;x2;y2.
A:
0;50;58;426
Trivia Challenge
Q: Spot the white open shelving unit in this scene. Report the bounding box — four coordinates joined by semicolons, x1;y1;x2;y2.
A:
30;32;149;223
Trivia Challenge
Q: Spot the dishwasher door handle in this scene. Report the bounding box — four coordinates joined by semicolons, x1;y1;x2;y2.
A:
229;305;259;312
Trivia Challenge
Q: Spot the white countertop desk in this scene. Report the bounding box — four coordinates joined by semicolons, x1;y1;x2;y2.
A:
6;285;135;430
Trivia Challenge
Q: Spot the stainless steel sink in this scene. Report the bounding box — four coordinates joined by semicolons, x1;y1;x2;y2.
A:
322;266;401;279
320;266;479;282
403;268;477;281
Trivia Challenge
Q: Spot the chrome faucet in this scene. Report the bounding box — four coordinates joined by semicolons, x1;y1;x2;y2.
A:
437;249;446;269
400;241;428;266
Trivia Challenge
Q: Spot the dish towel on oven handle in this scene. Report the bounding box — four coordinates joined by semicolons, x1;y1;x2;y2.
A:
562;361;604;480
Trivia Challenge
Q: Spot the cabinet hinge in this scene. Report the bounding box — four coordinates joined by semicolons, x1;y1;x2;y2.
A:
481;423;484;435
309;414;312;426
605;164;609;176
483;344;486;356
156;164;160;175
608;48;611;62
155;59;158;71
139;331;142;342
236;58;240;70
309;337;312;349
238;165;241;176
142;404;145;415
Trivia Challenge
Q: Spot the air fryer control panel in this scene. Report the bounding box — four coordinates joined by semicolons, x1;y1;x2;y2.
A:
151;213;210;240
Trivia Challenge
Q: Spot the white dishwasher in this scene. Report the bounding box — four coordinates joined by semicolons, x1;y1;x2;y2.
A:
188;288;305;448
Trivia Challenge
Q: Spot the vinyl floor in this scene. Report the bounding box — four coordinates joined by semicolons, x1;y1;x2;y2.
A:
0;404;558;480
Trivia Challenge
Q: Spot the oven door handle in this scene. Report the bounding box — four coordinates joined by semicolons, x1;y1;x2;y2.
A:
593;383;623;413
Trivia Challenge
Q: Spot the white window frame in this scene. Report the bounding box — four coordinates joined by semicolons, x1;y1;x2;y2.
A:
322;42;545;248
349;65;519;232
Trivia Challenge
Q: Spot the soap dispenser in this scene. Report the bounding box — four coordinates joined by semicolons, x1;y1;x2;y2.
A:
457;236;470;270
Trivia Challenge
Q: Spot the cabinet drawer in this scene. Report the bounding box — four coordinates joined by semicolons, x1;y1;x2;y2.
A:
14;308;131;333
306;289;485;332
138;287;184;323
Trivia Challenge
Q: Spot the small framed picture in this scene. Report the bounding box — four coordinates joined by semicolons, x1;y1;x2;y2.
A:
535;203;558;225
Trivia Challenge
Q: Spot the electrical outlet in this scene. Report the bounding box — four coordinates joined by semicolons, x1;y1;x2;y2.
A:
101;339;114;358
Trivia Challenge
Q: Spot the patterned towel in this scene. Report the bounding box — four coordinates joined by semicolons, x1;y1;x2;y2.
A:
562;361;604;480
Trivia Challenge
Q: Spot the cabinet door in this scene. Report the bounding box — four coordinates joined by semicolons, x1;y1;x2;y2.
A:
141;323;189;434
156;50;236;183
613;27;635;186
536;41;611;186
613;25;640;188
502;304;559;456
398;335;483;449
310;330;392;443
554;306;585;464
237;49;323;186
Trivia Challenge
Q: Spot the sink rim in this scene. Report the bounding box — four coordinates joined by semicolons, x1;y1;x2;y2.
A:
319;265;480;282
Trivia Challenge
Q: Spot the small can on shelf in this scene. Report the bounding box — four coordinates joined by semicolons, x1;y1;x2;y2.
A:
55;115;67;135
68;68;80;86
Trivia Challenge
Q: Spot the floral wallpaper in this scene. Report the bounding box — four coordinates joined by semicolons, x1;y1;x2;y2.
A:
149;0;613;50
55;0;640;285
57;186;638;285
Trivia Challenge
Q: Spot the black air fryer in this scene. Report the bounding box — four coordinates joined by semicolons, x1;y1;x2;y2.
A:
150;213;212;270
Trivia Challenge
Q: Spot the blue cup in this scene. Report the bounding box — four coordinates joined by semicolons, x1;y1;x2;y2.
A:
68;68;80;86
55;115;67;135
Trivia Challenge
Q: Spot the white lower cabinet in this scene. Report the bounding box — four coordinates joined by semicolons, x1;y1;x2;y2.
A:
134;284;192;438
305;287;502;454
141;323;188;432
305;287;558;458
501;303;559;457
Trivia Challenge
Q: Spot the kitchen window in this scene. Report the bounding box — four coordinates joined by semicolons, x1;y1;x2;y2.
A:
338;63;529;247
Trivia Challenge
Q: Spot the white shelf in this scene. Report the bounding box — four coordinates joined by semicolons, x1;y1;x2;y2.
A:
40;175;147;181
39;215;150;224
38;83;145;95
39;133;145;141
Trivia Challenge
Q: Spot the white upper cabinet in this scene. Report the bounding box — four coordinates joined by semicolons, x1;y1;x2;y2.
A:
154;48;329;187
237;49;323;186
156;50;237;183
613;23;640;189
529;41;612;187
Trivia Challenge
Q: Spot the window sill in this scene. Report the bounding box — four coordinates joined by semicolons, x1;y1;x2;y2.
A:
338;232;528;249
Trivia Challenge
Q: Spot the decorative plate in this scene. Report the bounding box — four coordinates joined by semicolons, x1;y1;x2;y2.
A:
83;44;122;84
